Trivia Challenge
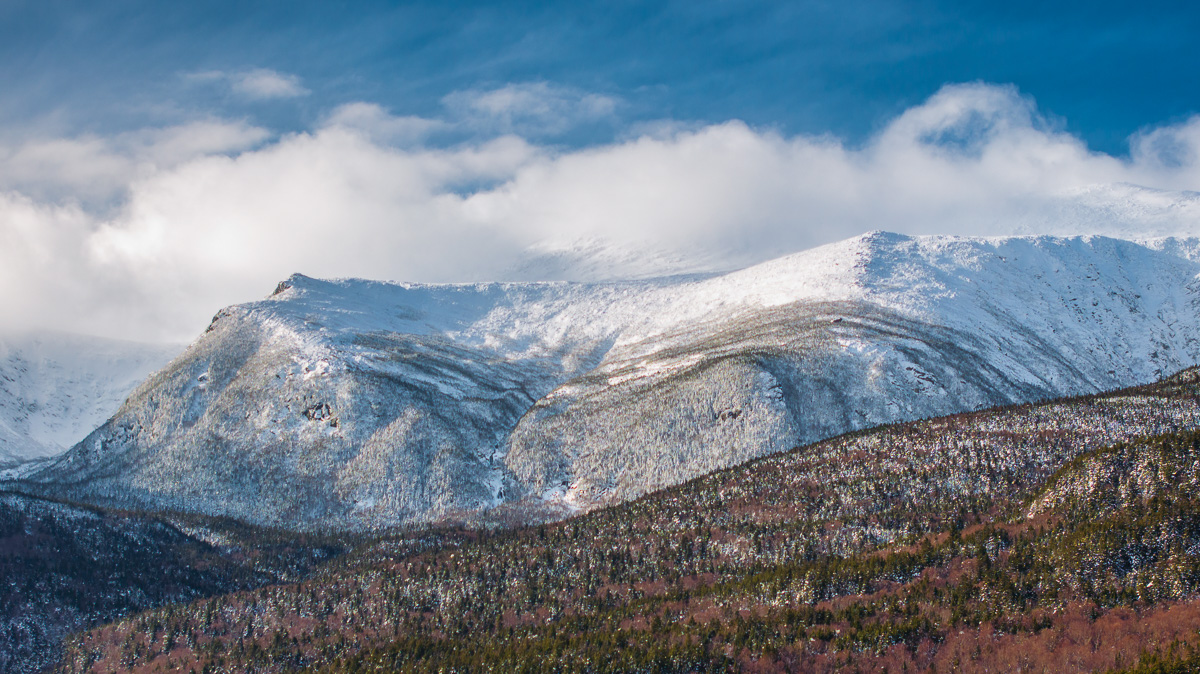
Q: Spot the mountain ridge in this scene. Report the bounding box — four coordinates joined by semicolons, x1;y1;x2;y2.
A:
12;232;1200;531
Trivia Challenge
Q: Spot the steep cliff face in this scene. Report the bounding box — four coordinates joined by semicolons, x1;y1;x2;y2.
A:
14;233;1200;531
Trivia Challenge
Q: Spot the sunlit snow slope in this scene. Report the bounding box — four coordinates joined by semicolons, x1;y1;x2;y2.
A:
0;333;180;468
15;233;1200;530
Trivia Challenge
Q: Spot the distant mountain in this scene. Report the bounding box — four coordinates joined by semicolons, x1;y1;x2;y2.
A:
1018;183;1200;240
511;183;1200;282
13;232;1200;531
502;236;735;282
0;333;179;469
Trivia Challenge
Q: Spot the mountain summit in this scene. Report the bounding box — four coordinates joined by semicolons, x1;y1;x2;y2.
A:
14;233;1200;530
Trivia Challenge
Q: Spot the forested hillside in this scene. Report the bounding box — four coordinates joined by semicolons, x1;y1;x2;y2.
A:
0;495;355;674
46;368;1200;672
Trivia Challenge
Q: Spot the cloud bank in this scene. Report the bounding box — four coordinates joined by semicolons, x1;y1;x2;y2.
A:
4;82;1200;342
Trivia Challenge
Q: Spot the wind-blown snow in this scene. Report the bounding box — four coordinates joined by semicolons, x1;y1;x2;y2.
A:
15;233;1200;530
0;333;180;468
1017;184;1200;241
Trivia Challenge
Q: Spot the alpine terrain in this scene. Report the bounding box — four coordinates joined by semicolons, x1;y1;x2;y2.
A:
0;333;180;470
10;232;1200;532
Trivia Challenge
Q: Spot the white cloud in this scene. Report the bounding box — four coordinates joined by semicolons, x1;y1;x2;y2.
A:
231;69;309;99
1130;116;1200;187
322;103;446;145
0;120;268;206
187;68;310;100
5;82;1200;342
443;82;618;136
132;120;272;165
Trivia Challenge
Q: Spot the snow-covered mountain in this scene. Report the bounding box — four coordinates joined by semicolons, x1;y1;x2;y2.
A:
14;232;1200;531
0;333;180;469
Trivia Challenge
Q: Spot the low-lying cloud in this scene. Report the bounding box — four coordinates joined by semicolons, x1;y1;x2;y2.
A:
4;82;1200;342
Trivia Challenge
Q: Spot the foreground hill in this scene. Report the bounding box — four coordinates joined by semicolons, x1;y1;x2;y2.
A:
53;368;1200;672
0;492;350;674
0;333;179;468
13;232;1200;531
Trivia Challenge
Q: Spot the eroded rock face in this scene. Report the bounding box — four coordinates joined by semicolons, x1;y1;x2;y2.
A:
14;233;1200;531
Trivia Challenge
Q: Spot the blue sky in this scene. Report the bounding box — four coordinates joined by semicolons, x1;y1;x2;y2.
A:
2;0;1197;154
3;0;1200;340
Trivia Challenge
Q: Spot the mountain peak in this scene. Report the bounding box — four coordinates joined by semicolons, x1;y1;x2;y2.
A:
270;272;319;297
856;229;912;246
14;233;1200;531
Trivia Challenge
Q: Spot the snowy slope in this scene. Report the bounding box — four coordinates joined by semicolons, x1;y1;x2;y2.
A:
15;233;1200;530
0;333;180;468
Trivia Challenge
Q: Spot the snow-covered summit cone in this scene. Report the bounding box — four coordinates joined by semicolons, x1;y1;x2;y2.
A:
0;333;180;469
16;274;663;530
14;233;1200;531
